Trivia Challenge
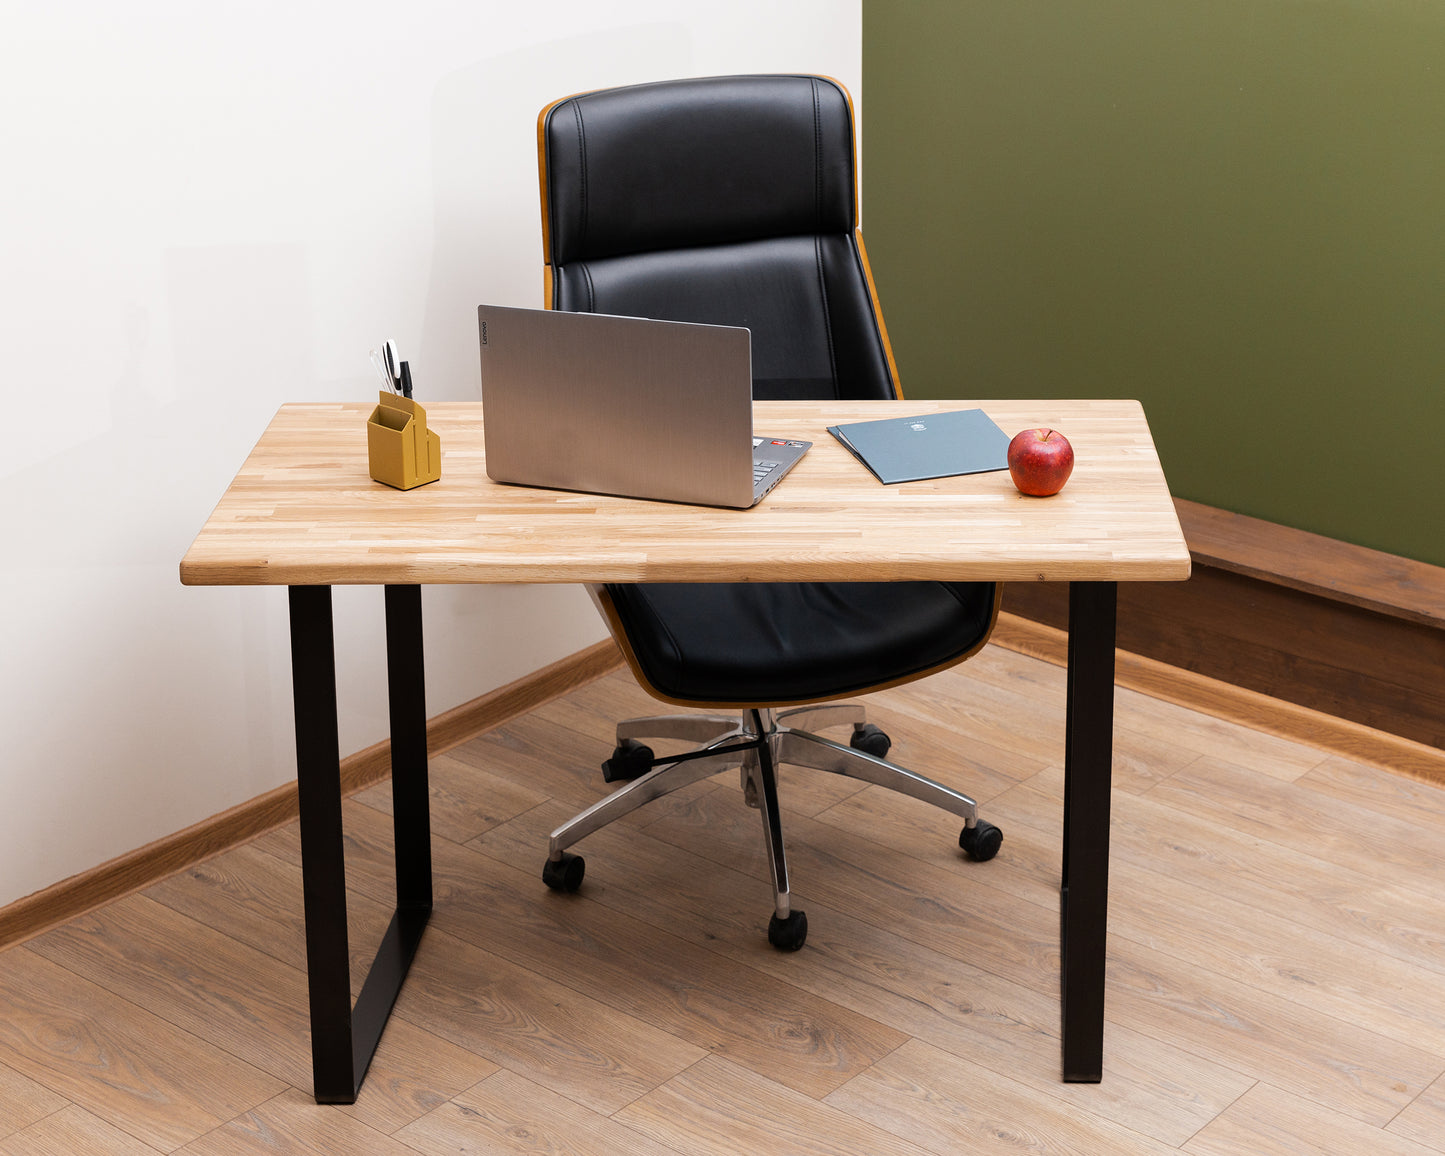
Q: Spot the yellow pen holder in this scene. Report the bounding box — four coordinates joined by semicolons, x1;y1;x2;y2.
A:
367;391;441;490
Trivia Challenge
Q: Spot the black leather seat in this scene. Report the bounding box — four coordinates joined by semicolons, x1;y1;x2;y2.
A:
606;581;998;705
536;75;1002;951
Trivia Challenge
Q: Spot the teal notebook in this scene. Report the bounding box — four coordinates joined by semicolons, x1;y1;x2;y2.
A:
827;408;1010;484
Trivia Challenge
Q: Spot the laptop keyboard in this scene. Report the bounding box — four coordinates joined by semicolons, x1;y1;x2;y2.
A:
752;436;777;488
751;435;809;499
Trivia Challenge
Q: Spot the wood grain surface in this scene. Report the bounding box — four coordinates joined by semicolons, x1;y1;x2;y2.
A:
3;647;1442;1154
180;400;1191;586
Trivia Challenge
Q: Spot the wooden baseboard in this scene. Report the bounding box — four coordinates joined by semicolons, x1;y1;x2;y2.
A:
991;612;1445;787
1003;499;1445;752
0;639;623;949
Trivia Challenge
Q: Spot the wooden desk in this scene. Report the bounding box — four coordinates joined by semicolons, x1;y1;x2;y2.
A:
182;398;1190;1100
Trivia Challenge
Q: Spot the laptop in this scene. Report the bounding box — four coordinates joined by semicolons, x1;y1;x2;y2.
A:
477;305;810;508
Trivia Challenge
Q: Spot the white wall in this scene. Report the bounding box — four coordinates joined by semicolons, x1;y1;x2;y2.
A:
0;1;862;909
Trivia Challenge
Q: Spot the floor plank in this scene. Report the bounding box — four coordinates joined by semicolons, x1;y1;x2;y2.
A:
26;894;496;1134
1147;756;1445;895
142;843;392;993
939;646;1331;781
396;1069;678;1156
1106;937;1438;1127
1103;854;1445;1053
0;949;282;1151
382;926;706;1116
824;1038;1178;1155
1184;1081;1444;1156
866;665;1070;774
0;1104;162;1156
994;765;1445;978
351;751;548;847
931;647;1204;794
1389;1072;1445;1152
616;1054;933;1156
1301;753;1445;828
175;1088;417;1155
0;1063;68;1141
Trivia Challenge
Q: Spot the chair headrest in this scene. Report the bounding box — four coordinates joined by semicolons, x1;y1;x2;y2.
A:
542;74;857;265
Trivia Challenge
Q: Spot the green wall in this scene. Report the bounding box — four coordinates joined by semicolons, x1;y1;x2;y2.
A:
863;0;1443;567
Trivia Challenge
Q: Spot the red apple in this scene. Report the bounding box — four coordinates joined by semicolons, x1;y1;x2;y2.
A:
1008;428;1074;496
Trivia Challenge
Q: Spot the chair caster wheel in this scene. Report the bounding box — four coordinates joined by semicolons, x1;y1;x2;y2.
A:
959;821;1002;862
768;909;808;951
602;738;654;783
850;723;891;759
542;851;585;892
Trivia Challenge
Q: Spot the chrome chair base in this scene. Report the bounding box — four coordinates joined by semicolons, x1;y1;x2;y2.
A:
544;705;998;950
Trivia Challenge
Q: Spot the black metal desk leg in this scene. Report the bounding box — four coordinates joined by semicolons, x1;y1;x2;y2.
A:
289;585;356;1103
288;584;433;1104
344;586;433;1088
385;584;432;911
1061;580;1117;1082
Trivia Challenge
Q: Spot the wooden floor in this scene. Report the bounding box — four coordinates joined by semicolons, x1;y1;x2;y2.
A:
3;644;1444;1154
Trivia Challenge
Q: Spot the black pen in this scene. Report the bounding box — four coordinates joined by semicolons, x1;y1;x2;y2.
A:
400;361;413;399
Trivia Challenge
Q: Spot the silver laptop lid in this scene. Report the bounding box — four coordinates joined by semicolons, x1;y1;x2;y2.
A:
478;305;760;507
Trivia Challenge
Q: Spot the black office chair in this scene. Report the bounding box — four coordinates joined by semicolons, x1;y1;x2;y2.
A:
535;75;1002;951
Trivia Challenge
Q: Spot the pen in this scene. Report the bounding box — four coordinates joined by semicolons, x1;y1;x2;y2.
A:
400;361;413;399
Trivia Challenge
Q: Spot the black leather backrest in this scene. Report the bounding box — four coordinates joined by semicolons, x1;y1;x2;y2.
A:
541;75;897;401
